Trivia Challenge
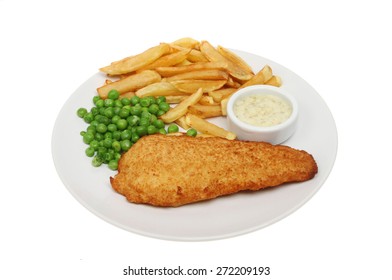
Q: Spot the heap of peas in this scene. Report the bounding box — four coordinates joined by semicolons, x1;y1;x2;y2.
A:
76;89;197;170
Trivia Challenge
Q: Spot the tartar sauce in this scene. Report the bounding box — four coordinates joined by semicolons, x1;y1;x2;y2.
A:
233;94;292;127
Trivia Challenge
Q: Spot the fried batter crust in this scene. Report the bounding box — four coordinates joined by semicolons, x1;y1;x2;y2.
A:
110;135;318;207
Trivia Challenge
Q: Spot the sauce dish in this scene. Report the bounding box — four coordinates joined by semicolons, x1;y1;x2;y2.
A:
227;85;298;144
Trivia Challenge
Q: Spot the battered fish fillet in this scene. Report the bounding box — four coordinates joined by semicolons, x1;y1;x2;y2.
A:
110;135;318;207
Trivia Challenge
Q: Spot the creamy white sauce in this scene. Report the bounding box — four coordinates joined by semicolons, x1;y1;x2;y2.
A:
233;94;292;127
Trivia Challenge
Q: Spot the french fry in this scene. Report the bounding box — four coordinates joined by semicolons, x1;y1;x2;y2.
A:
175;59;192;66
185;113;236;140
220;97;230;116
171;37;200;49
166;132;184;136
97;70;161;98
239;65;273;88
99;43;172;75
198;95;216;105
186;49;209;63
137;49;190;71
200;41;253;81
174;116;190;130
195;133;216;138
170;79;227;94
225;76;241;88
118;73;133;79
165;69;229;82
208;88;237;102
188;105;222;119
169;45;207;63
108;55;133;67
155;61;228;77
135;82;183;97
217;45;254;75
160;88;203;123
165;95;188;103
119;91;135;99
265;75;282;87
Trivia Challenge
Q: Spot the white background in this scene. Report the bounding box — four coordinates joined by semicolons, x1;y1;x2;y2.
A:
1;0;391;279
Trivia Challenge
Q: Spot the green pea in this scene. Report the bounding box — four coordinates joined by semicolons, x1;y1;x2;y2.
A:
90;107;99;116
112;131;121;140
139;118;150;127
86;125;96;134
95;115;110;125
119;108;130;118
147;125;157;135
122;105;131;111
131;133;140;143
103;138;113;148
114;152;121;161
103;152;113;162
152;119;165;129
107;123;117;132
149;114;157;123
108;160;118;171
93;95;101;105
104;98;114;107
167;124;179;133
83;132;94;144
130;96;140;105
83;112;94;123
148;104;159;115
95;99;104;108
159;102;170;112
157;110;165;117
127;115;140;127
104;132;112;139
140;107;150;115
136;126;147;137
98;107;106;115
121;140;132;151
129;105;142;116
111;115;121;124
140;97;151;107
121;130;132;140
121;97;131;106
92;156;103;167
157;96;166;103
158;128;167;134
146;96;156;104
108;89;120;100
116;119;128;130
96;123;107;134
85;147;95;157
90;120;99;127
113;106;121;115
114;100;123;107
112;140;121;152
104;107;114;118
77;108;88;118
89;140;100;150
186;128;197;137
95;132;104;141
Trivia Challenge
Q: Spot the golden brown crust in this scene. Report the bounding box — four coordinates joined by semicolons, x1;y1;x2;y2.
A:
110;135;318;207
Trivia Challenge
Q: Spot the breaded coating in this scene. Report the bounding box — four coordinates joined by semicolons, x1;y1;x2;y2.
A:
110;135;318;207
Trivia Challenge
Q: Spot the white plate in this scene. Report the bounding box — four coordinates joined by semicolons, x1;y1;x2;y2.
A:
52;49;337;241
